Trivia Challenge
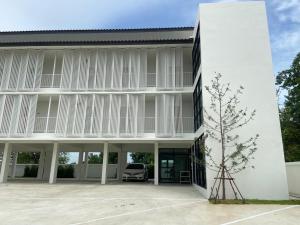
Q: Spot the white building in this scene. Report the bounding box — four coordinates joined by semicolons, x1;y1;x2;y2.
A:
0;1;289;199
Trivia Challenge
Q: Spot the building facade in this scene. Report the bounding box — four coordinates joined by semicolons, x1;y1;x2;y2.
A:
0;2;289;199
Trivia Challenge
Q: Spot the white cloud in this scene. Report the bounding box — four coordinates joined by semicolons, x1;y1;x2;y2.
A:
272;0;300;23
273;29;300;51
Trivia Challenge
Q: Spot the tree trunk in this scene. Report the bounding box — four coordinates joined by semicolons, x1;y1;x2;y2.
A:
219;91;226;200
221;164;226;199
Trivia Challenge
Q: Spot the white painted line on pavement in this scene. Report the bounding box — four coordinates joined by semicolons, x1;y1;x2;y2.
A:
69;200;203;225
220;205;299;225
0;197;206;201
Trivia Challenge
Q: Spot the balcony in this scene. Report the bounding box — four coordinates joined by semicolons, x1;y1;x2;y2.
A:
33;116;194;135
33;117;56;133
40;74;62;88
38;72;193;89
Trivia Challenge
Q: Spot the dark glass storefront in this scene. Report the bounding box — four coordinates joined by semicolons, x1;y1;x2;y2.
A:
192;136;207;188
159;148;191;183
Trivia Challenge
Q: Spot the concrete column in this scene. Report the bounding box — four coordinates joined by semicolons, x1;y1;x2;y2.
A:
101;142;108;184
78;150;83;180
11;151;18;179
84;151;88;179
154;142;159;185
37;149;45;180
118;150;127;181
49;143;59;184
0;143;12;183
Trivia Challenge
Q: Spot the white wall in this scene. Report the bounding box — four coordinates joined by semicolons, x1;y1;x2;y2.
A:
199;2;289;199
286;162;300;197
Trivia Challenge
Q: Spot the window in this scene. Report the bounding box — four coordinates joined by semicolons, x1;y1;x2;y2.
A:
108;152;118;164
192;24;201;82
193;74;203;131
192;135;206;188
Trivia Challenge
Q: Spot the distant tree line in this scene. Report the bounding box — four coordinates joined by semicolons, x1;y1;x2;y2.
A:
277;52;300;162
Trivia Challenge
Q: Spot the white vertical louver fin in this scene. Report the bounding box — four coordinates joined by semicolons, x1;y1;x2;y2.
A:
9;95;22;136
156;48;183;90
33;51;44;90
94;49;107;90
0;54;6;88
125;94;145;137
155;94;182;137
61;51;73;90
127;94;134;135
0;50;44;91
110;50;123;90
73;94;88;136
0;94;37;136
136;94;145;136
174;94;183;135
8;52;23;90
15;95;38;136
106;94;121;136
55;95;71;136
92;95;106;136
175;48;183;88
119;95;127;135
165;94;175;136
0;95;6;135
156;48;166;89
66;95;76;135
16;52;29;90
88;51;97;90
0;52;13;90
27;95;38;135
23;52;36;90
0;95;14;136
139;50;147;90
70;51;80;90
77;51;90;90
84;94;94;135
122;52;129;90
105;51;112;89
128;50;139;90
16;95;30;135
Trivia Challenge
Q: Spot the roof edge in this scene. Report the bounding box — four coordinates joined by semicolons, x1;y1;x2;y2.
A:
0;27;194;35
0;39;193;47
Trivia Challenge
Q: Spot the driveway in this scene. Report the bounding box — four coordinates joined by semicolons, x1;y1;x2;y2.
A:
0;182;299;225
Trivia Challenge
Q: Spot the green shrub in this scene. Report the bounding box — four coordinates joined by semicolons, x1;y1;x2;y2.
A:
23;165;38;177
57;165;74;178
147;164;154;179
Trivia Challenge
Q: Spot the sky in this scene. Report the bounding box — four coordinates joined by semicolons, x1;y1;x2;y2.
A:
0;0;299;75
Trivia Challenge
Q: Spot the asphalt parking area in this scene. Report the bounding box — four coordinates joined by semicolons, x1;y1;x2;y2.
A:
0;182;299;225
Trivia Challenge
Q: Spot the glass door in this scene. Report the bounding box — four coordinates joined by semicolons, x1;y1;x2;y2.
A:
160;158;175;182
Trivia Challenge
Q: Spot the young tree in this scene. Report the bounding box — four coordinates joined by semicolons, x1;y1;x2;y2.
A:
203;73;259;200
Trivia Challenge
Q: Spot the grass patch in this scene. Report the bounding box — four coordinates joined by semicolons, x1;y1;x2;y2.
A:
209;199;300;205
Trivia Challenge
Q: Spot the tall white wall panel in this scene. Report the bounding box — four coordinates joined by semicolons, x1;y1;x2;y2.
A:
199;2;288;199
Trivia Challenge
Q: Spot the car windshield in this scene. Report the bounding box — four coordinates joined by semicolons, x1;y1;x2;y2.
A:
126;164;144;169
